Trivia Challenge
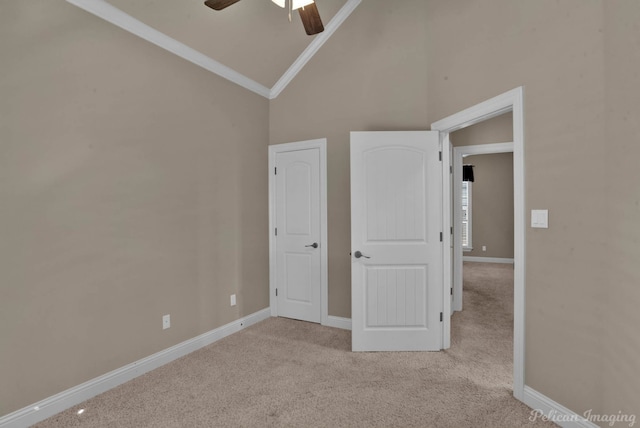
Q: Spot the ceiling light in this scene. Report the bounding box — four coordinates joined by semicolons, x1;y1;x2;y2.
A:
292;0;314;10
271;0;314;10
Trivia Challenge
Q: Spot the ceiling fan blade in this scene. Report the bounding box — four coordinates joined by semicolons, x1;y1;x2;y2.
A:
204;0;242;11
298;3;324;35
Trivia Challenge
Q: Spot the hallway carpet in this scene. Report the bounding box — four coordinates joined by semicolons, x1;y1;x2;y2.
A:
35;262;555;427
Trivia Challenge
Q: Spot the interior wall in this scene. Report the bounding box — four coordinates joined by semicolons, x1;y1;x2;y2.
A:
450;115;514;260
451;113;513;147
3;0;638;421
602;0;640;417
272;0;626;419
426;0;607;417
269;0;430;318
0;0;270;415
460;153;514;259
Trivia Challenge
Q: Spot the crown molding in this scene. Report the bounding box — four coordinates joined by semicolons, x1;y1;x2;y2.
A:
65;0;362;100
269;0;362;99
66;0;271;98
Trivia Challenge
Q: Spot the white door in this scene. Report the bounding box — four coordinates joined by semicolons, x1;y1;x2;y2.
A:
351;131;443;351
274;148;321;323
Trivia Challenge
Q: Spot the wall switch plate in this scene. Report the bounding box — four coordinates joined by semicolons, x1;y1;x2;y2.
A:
531;209;549;228
230;294;236;306
162;314;170;330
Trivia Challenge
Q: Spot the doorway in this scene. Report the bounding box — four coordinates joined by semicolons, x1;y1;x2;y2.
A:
268;139;328;324
431;87;525;401
452;144;514;312
452;146;516;397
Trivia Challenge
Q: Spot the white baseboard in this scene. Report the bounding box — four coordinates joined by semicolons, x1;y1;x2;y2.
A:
324;316;351;330
463;256;515;264
0;308;271;428
523;386;599;428
0;315;602;428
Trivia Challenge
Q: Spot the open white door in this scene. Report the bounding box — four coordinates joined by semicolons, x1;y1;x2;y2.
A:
351;131;443;351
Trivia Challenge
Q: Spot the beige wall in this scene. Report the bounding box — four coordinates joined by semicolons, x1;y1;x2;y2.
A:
461;153;514;259
450;115;514;259
270;0;430;318
0;0;270;415
603;1;640;418
451;113;513;147
428;0;607;417
3;0;639;422
272;0;640;421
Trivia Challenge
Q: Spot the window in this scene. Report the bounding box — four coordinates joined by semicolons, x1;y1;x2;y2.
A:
461;181;472;251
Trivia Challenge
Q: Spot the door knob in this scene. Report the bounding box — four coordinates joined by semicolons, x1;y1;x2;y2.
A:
354;251;370;259
305;242;319;249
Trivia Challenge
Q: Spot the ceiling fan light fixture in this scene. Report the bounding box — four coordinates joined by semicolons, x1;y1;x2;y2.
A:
271;0;313;9
291;0;314;10
206;0;322;35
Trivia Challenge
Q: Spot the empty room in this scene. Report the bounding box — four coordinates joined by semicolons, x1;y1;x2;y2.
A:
1;1;639;427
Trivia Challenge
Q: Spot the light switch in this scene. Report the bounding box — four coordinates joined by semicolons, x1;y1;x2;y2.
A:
531;209;549;228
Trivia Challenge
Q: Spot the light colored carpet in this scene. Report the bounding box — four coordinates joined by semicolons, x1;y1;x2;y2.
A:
34;262;555;427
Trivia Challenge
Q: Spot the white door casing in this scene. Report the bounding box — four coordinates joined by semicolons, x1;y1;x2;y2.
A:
269;140;327;324
449;143;454;316
431;87;525;402
351;131;443;352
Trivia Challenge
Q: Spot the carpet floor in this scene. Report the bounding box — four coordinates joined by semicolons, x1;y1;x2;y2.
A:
34;262;556;427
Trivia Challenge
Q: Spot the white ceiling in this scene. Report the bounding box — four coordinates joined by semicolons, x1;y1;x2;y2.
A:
82;0;350;91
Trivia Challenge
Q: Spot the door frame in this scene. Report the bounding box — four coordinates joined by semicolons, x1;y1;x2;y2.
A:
268;139;329;325
431;87;525;401
452;142;514;313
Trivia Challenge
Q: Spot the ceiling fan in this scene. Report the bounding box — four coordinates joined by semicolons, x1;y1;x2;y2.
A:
204;0;324;36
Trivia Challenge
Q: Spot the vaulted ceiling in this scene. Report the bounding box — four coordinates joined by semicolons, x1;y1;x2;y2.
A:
68;0;357;98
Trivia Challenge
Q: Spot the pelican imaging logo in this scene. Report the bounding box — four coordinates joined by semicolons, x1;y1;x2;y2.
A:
529;409;636;427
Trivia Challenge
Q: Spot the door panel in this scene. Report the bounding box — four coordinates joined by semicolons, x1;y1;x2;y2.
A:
365;266;427;327
351;131;442;351
284;162;312;235
275;149;321;323
365;148;426;242
284;253;312;302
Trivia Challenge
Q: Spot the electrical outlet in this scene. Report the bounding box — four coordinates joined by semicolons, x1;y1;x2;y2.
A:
230;294;236;306
482;246;487;252
162;314;170;330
